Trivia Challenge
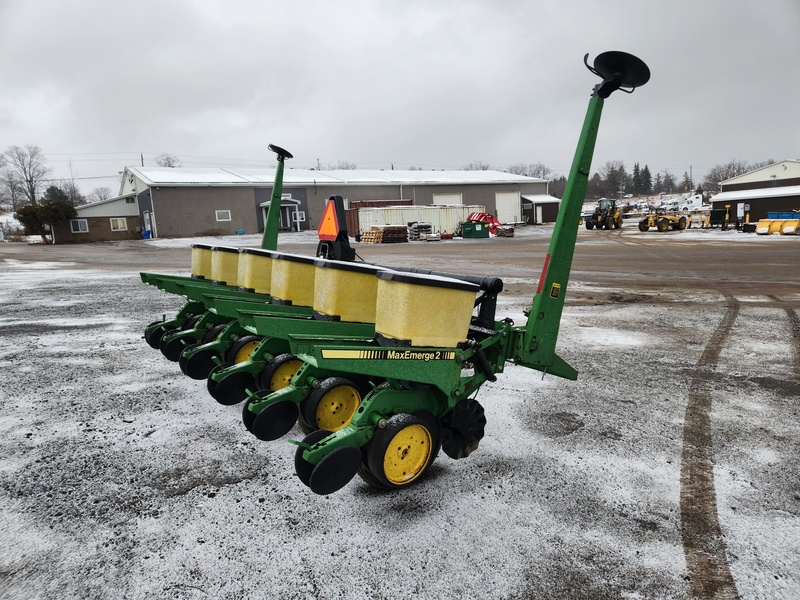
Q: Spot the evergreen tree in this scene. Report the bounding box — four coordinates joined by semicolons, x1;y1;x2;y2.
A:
632;163;641;196
42;185;69;205
662;171;676;194
641;165;652;195
680;171;692;192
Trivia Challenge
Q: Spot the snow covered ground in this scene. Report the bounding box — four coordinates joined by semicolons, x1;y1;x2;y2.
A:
0;237;798;599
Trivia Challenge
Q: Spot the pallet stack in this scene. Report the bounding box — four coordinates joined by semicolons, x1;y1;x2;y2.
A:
359;225;409;244
408;222;432;241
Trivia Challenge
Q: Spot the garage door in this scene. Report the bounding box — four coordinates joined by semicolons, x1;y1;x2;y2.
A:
495;191;521;224
432;193;462;205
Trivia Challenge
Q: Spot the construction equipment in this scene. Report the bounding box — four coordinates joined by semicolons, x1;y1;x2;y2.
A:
638;210;690;232
139;50;650;495
584;198;623;230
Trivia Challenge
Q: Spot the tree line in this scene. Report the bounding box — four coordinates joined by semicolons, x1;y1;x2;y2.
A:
467;158;776;200
0;145;118;243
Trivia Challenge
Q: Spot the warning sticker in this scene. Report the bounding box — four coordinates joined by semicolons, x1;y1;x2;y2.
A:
549;283;561;299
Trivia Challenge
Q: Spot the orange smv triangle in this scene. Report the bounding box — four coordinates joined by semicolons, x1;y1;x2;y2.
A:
317;199;340;241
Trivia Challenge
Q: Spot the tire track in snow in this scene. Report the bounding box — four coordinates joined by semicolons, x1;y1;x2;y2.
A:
767;294;800;380
680;294;740;599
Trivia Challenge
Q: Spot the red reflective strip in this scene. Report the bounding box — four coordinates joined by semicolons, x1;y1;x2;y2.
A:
536;254;551;294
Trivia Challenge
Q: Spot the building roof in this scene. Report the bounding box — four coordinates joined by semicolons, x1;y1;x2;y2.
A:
720;159;800;186
122;166;545;191
522;194;561;205
711;184;800;203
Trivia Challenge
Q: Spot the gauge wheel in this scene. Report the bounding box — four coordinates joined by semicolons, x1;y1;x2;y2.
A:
203;323;229;344
365;412;440;490
224;335;262;364
301;377;362;433
258;353;303;392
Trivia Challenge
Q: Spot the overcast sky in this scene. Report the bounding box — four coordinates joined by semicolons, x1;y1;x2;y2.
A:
2;0;798;195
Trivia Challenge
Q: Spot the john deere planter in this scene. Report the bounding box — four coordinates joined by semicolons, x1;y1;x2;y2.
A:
140;52;650;495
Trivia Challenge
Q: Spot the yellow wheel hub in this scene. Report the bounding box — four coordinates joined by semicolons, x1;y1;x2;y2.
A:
383;424;432;485
315;385;360;431
234;341;260;364
269;359;303;390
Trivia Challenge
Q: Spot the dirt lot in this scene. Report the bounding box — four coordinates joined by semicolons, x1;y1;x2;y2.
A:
1;226;798;599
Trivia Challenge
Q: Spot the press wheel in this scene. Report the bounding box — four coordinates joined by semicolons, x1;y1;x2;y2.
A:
163;333;200;362
295;429;333;486
301;377;361;433
242;389;272;433
207;363;232;397
145;322;173;349
211;370;256;406
251;400;299;441
365;412;439;489
440;398;486;459
308;446;362;495
182;346;220;380
178;343;199;374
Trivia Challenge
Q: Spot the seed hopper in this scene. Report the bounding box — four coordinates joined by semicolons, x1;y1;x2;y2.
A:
140;51;650;495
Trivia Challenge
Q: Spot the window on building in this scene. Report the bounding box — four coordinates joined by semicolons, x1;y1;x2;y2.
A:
125;198;135;204
216;210;232;222
70;219;89;233
110;218;127;231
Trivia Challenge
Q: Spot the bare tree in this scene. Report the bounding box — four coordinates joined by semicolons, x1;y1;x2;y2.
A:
335;160;357;170
463;161;491;171
4;145;51;206
0;171;25;212
86;187;113;204
60;161;86;206
750;159;776;171
154;153;182;167
507;162;552;179
702;159;751;191
599;160;626;197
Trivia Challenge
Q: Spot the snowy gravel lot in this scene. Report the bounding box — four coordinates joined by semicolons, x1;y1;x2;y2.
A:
1;228;799;599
